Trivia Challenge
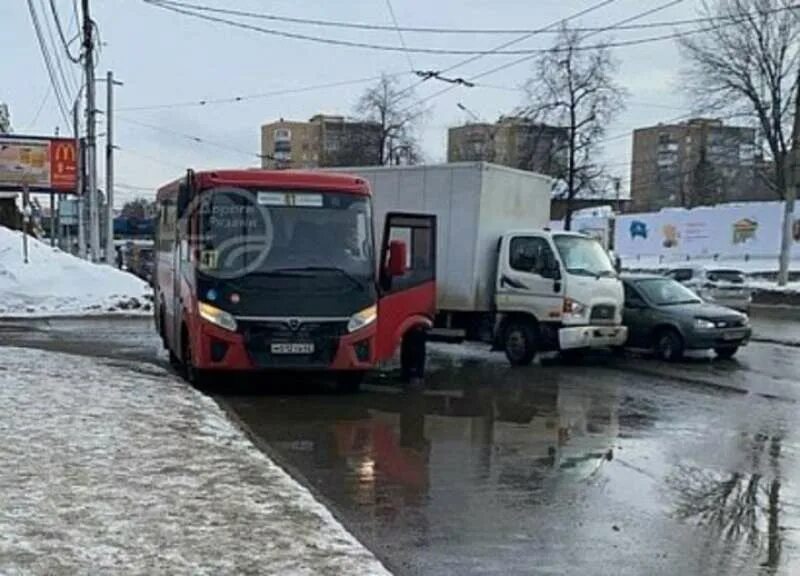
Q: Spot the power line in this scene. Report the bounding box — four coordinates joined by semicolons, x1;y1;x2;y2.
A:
117;72;410;111
38;0;78;97
117;146;186;171
391;0;620;107
25;85;52;131
384;0;414;72
117;116;264;160
402;0;687;115
48;0;80;62
135;0;785;36
27;0;71;127
145;0;678;56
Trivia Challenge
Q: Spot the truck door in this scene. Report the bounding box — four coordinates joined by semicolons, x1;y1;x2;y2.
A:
496;234;563;321
376;213;437;362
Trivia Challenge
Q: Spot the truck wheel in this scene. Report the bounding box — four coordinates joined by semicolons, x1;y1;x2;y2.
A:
401;330;427;381
503;321;537;366
336;371;365;393
654;328;684;361
714;346;739;359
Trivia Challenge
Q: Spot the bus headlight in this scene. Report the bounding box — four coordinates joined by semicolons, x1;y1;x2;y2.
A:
198;302;238;332
348;304;377;333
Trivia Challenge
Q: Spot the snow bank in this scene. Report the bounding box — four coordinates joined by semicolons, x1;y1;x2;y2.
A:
0;347;390;575
746;279;800;294
0;226;151;316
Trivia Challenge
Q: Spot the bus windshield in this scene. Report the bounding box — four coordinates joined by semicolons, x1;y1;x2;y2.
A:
196;187;374;282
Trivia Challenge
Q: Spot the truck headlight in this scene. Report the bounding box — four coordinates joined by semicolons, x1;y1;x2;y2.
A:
348;304;377;333
198;302;238;332
562;297;587;317
693;318;716;330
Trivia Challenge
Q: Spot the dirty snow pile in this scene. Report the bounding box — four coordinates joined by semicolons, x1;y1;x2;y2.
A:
746;278;800;294
0;225;151;316
0;347;390;575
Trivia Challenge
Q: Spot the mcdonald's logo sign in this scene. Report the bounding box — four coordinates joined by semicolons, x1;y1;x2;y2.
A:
49;138;77;191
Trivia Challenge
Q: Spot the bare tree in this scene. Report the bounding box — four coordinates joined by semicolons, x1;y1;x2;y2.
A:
679;0;799;200
680;0;800;285
120;198;156;220
520;25;626;230
354;74;423;166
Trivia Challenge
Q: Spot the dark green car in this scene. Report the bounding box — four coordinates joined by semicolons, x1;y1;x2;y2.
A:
621;274;751;361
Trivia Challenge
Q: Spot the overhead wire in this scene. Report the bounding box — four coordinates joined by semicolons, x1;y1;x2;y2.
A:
38;0;78;97
117;71;410;111
384;0;415;72
26;0;71;127
389;0;621;109
134;0;793;36
143;0;675;56
48;0;81;62
116;116;264;160
398;0;686;118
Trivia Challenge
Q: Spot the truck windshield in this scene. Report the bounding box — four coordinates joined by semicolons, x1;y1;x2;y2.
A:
196;187;374;282
553;234;616;278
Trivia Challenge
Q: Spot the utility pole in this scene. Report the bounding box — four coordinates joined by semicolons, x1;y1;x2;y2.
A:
74;102;86;259
82;0;99;262
778;71;800;286
104;71;122;265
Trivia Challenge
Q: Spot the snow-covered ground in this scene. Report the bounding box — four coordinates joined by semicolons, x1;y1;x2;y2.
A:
0;347;389;575
0;226;151;317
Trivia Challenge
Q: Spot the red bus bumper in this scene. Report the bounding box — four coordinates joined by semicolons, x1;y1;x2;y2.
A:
191;318;378;372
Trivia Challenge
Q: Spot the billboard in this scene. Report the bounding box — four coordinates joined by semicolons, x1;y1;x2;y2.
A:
615;201;800;265
0;136;77;193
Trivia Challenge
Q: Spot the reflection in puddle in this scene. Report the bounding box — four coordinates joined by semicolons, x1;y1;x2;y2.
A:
670;432;785;572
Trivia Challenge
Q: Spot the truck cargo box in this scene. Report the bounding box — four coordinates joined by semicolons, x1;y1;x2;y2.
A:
326;163;552;312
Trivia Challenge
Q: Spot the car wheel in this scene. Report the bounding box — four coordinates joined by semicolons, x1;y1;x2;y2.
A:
503;321;537;366
654;328;684;361
714;346;739;359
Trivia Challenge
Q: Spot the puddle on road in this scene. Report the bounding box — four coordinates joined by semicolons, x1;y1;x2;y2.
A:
221;358;799;576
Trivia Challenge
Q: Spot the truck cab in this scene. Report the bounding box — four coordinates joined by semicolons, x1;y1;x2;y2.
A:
494;230;627;365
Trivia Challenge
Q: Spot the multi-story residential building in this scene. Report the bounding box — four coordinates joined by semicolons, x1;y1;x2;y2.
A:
630;118;774;211
447;117;568;178
261;114;382;169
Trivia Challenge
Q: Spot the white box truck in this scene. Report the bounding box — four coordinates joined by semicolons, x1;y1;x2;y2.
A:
328;162;627;365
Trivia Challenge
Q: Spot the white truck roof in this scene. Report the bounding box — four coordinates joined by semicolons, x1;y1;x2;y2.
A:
324;162;554;312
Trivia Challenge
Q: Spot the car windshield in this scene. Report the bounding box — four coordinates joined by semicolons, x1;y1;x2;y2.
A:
197;187;374;281
707;269;745;284
635;278;702;306
553;234;616;277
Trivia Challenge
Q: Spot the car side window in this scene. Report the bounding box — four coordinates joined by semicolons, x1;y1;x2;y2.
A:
509;236;558;278
669;268;692;282
624;284;646;308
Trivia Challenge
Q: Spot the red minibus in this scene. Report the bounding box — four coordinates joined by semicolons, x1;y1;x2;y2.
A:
154;169;435;390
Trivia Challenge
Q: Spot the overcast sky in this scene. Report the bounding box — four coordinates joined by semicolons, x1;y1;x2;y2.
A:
2;0;709;204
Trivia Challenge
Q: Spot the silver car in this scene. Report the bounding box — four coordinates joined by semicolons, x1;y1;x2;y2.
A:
665;266;752;313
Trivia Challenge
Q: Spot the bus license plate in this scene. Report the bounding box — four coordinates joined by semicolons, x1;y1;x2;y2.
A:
271;342;314;354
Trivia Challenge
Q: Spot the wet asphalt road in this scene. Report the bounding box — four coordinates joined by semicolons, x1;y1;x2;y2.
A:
1;314;800;575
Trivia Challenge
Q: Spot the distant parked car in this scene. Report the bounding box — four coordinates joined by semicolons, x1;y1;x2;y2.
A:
664;266;752;313
621;274;751;361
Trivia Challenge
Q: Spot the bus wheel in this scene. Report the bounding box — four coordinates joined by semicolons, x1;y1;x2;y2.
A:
336;371;365;393
401;330;427;381
182;329;209;388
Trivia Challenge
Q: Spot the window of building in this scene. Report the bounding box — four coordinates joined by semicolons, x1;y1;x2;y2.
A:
274;128;291;141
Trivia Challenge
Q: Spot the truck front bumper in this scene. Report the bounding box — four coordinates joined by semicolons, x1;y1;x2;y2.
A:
558;325;628;350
